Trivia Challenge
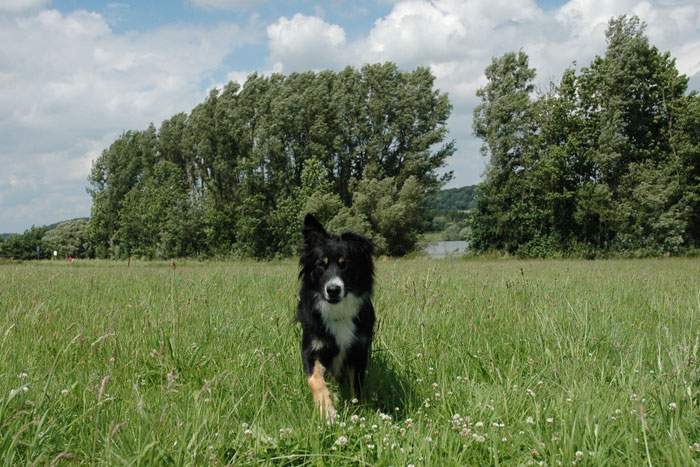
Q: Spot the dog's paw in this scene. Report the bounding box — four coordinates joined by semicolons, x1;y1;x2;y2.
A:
318;396;337;424
325;405;337;424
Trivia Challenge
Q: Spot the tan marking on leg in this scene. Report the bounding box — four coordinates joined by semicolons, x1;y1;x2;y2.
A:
307;360;336;422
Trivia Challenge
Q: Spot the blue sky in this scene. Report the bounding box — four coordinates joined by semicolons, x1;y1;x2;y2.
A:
1;0;699;232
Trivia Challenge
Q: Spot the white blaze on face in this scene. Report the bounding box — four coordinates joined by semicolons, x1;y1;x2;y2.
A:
323;277;345;301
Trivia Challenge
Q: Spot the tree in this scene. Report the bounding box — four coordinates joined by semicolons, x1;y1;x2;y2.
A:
41;219;89;258
574;16;688;251
86;64;454;258
326;171;425;256
470;16;697;255
86;128;158;257
471;51;538;252
670;93;700;247
0;226;50;260
115;161;202;259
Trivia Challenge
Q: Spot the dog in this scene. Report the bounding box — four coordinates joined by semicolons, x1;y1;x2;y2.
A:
296;213;375;421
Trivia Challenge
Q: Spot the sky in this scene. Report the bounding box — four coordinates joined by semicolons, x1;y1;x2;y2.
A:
1;0;700;233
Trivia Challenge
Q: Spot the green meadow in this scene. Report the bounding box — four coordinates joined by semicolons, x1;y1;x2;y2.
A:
1;258;699;465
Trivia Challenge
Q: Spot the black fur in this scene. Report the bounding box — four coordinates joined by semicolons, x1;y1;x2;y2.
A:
296;213;375;396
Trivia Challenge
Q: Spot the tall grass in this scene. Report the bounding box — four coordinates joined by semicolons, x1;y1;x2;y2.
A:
0;258;699;465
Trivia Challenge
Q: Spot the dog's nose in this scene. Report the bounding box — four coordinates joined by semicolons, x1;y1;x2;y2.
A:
326;284;341;299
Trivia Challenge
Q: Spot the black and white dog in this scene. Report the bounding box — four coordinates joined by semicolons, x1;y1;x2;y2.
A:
297;214;375;420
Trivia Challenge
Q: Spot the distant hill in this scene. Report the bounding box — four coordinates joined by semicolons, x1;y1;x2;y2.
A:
425;185;477;212
1;218;90;238
45;217;89;231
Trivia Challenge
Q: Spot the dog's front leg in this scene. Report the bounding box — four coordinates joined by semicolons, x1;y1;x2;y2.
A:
346;367;356;400
308;360;336;422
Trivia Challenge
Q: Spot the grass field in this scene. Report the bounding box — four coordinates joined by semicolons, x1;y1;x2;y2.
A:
1;258;699;465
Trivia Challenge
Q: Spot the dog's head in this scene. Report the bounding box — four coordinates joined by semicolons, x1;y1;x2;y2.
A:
300;213;374;304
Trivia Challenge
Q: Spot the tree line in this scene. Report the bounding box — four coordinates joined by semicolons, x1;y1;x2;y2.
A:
425;186;475;241
4;15;698;261
85;63;454;259
0;219;88;260
471;16;700;257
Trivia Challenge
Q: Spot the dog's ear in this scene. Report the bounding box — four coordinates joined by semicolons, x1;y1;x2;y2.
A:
303;213;327;246
341;232;374;258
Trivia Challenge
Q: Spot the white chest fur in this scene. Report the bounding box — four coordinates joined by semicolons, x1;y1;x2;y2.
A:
317;293;363;373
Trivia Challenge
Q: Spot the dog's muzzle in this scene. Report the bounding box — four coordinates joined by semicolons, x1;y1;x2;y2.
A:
324;277;345;304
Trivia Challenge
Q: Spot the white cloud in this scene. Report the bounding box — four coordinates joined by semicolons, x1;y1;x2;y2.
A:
0;9;257;231
361;1;467;65
4;1;700;231
267;14;346;72
263;0;700;187
0;0;49;13
188;0;268;10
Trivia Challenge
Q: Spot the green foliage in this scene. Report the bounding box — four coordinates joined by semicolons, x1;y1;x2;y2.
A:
0;226;50;260
424;185;476;213
330;175;425;256
114;161;202;259
41;219;89;258
86;128;159;258
471;16;699;256
87;64;454;258
0;220;92;260
424;185;475;241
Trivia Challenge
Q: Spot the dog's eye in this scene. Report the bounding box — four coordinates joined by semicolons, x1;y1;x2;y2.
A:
338;257;347;269
320;256;329;267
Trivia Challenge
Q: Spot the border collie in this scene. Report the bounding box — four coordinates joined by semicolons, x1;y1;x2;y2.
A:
297;214;375;421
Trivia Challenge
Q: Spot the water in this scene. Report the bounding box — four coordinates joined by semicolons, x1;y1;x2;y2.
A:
424;240;468;258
